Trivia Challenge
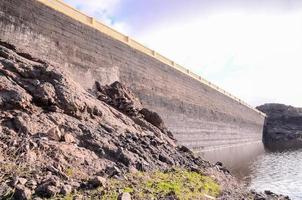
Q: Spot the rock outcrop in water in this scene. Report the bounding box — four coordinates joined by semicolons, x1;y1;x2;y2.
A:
0;41;289;199
257;103;302;149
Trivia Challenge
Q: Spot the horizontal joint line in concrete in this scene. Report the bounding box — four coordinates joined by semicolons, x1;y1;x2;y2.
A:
36;0;266;117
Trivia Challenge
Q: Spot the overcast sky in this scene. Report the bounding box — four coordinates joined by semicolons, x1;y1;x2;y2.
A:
64;0;302;107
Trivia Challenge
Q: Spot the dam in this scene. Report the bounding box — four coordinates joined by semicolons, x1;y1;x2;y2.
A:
0;0;266;161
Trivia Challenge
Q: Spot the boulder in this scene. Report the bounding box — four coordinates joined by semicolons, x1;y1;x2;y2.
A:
139;108;166;131
96;81;142;116
18;178;27;186
35;177;61;198
10;177;27;187
25;180;37;190
88;176;107;188
63;133;76;143
60;184;72;195
35;82;56;105
13;185;32;200
46;127;62;141
118;192;131;200
25;150;37;163
105;166;122;178
35;185;60;198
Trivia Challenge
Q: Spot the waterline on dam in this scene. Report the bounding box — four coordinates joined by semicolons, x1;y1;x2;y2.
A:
198;141;265;177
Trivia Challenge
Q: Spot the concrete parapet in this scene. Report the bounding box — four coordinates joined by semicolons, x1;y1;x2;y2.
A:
0;0;266;153
36;0;265;117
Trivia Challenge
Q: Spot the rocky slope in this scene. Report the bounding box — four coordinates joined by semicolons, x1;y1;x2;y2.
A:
257;103;302;150
0;41;288;199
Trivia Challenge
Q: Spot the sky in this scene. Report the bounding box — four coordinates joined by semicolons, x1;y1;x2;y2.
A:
64;0;302;107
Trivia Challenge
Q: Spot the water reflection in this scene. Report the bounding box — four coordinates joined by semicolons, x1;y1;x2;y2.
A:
199;143;302;200
199;142;265;180
248;149;302;200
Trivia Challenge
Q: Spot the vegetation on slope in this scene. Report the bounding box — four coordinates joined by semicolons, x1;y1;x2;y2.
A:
90;169;219;200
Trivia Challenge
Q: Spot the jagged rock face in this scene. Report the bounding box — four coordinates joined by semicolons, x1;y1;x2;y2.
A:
0;41;209;198
0;41;289;200
257;103;302;149
95;81;143;117
96;81;169;133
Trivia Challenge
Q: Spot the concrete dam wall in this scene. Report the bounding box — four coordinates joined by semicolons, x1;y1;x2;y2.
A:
0;0;265;154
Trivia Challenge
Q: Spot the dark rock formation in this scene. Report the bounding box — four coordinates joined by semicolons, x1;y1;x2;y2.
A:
96;81;169;134
0;41;288;199
257;103;302;150
0;41;207;199
95;81;143;117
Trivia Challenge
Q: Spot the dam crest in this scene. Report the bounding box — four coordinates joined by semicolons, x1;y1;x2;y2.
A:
0;0;265;157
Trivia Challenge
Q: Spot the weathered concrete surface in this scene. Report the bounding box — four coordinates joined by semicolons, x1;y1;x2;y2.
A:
0;42;212;199
0;0;265;152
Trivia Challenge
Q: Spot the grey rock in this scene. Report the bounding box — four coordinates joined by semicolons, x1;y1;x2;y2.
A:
88;176;107;188
139;108;166;131
13;185;32;200
60;184;72;195
0;183;13;197
105;166;122;178
118;192;131;200
35;177;61;198
18;178;28;185
25;179;37;190
96;81;142;117
63;133;76;143
70;181;81;189
159;154;173;165
46;185;60;197
46;127;62;141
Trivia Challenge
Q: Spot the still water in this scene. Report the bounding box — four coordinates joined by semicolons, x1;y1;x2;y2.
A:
201;144;302;200
245;149;302;200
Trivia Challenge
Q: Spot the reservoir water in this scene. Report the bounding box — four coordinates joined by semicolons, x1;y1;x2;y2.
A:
200;144;302;200
245;149;302;200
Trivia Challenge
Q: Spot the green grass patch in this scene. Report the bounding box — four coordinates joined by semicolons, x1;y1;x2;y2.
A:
99;168;220;200
46;168;220;200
